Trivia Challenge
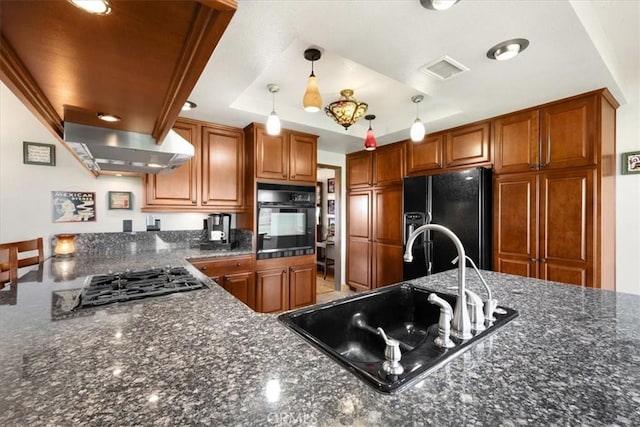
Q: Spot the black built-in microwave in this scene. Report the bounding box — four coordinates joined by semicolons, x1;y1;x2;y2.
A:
256;183;316;260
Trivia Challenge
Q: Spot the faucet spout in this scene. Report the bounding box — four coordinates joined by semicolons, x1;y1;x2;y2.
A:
404;223;472;340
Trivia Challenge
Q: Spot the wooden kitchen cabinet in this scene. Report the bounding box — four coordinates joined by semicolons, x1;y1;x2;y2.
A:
494;170;594;286
201;125;245;208
406;134;444;174
445;121;491;168
190;254;255;308
406;121;490;175
494;93;597;174
347;142;405;189
493;110;540;174
144;118;245;212
345;174;403;290
493;89;617;289
255;268;288;313
254;255;316;313
245;123;317;184
144;120;199;207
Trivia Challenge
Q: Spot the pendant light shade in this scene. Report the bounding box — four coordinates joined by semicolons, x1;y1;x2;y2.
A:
364;114;377;151
325;89;368;130
410;95;426;142
266;84;281;136
303;48;322;112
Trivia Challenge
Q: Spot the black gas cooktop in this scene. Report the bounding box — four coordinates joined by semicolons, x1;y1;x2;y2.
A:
77;266;205;309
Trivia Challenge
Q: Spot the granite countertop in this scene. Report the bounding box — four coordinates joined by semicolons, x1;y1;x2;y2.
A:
1;251;639;426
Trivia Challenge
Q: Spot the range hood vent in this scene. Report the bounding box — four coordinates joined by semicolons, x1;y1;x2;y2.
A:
63;122;194;175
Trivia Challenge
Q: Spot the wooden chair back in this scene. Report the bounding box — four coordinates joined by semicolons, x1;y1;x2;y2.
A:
0;237;45;268
0;246;18;285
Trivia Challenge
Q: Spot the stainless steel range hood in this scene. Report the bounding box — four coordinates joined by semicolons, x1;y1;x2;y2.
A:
63;122;194;175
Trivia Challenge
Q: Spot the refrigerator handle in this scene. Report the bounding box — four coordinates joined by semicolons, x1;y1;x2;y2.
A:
426;211;432;224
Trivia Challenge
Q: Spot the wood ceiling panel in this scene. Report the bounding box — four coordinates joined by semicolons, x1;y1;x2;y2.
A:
0;0;236;143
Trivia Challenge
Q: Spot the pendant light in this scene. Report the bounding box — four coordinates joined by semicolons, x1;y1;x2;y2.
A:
364;114;377;151
302;48;322;112
266;84;281;136
410;95;426;142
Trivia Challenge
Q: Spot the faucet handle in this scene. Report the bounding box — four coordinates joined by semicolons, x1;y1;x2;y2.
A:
427;294;455;349
376;328;404;376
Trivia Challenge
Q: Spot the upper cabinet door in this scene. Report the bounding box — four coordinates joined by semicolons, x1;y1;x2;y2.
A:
445;122;491;168
540;95;596;170
256;127;288;180
347;152;372;189
201;125;244;208
145;119;199;206
406;134;444;174
289;132;317;182
374;143;405;186
493;110;540;174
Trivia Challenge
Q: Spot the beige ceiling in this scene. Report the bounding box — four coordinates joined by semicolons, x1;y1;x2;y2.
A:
181;0;639;154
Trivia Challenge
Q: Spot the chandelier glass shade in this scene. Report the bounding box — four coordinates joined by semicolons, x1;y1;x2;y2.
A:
303;48;322;112
364;114;377;151
410;94;426;142
266;84;281;136
324;89;368;130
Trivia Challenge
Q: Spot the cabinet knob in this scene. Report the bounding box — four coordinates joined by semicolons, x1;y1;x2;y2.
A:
202;200;207;205
530;164;537;169
539;163;547;169
530;258;537;262
236;262;241;266
540;258;546;263
291;267;296;272
200;266;208;270
282;269;287;274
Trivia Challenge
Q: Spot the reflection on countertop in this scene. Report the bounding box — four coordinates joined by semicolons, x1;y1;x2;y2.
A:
1;246;639;425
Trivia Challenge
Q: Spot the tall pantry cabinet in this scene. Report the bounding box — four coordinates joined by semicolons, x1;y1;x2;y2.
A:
346;143;405;291
492;89;617;289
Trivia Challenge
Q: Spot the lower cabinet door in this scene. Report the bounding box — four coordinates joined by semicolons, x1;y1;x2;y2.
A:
223;272;255;309
255;268;288;313
289;263;316;309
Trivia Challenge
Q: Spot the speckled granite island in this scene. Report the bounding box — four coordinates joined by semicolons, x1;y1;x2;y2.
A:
1;249;639;426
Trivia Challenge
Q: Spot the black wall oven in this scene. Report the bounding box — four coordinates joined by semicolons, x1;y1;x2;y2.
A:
256;183;316;260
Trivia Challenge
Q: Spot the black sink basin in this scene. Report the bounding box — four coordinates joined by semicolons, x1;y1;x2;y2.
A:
278;282;518;394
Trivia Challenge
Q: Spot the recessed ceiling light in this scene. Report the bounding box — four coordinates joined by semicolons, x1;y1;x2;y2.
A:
97;113;121;122
68;0;112;15
420;0;460;11
487;38;530;61
182;100;197;111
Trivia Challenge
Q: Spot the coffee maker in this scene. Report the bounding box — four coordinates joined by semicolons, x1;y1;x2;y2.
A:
206;213;231;249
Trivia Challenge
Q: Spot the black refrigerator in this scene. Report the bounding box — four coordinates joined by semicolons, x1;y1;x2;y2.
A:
403;167;492;281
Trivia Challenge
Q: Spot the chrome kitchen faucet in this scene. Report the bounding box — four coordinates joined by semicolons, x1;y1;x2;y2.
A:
403;224;472;340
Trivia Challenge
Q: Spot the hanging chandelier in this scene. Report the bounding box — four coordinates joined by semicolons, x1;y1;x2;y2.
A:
324;89;368;130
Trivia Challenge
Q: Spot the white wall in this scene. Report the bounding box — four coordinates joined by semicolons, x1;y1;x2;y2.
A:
615;101;640;295
0;83;210;257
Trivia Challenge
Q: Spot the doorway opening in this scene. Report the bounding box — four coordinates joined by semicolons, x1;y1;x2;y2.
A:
316;164;341;292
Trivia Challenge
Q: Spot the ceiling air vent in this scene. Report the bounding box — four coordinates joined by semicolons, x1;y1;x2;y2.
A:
419;56;469;80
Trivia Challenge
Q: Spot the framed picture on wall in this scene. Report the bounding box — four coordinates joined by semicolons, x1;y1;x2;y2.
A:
328;199;335;215
23;141;55;166
108;191;132;209
621;151;640;174
327;178;335;193
52;191;96;222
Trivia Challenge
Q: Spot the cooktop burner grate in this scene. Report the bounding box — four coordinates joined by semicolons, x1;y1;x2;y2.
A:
77;266;205;309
